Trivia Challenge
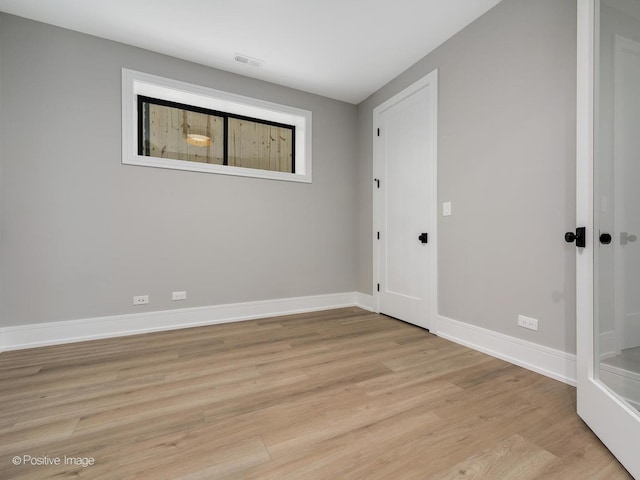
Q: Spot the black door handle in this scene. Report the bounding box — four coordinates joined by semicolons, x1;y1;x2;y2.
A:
565;227;586;248
599;233;612;245
418;233;428;244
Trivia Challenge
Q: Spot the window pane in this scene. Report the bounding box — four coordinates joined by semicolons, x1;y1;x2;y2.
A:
125;70;312;182
227;117;294;173
141;101;224;165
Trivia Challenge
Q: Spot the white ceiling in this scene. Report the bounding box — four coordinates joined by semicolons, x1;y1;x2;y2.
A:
0;0;503;104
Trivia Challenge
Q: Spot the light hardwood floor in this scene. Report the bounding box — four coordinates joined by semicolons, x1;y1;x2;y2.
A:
0;308;633;479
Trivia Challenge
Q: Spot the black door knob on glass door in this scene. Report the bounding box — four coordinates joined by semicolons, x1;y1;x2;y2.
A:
599;233;612;245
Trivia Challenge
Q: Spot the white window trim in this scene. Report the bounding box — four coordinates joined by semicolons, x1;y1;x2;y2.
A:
121;69;312;183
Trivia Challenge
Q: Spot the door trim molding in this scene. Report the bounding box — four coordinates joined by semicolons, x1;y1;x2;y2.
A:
576;0;595;400
372;70;438;330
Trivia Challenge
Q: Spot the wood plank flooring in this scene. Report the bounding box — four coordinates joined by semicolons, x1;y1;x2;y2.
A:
0;307;632;479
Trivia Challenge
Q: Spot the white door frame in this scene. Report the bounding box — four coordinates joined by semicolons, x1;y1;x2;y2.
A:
576;1;640;477
372;70;438;330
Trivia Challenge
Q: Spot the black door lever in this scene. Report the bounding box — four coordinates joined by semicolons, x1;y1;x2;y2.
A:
565;227;586;248
418;233;428;244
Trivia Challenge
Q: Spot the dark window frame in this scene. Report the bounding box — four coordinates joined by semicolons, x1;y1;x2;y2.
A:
137;95;296;173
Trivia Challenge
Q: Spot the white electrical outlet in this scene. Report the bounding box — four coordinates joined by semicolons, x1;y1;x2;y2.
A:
443;202;452;216
133;295;149;305
172;291;187;301
518;315;538;331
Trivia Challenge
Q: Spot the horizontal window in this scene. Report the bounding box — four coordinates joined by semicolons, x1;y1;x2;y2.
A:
122;69;312;182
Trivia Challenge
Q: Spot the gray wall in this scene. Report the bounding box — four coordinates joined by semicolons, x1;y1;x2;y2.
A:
357;0;578;353
1;1;580;357
0;14;358;326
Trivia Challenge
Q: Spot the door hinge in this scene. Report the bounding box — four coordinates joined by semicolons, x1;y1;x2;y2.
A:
377;128;380;137
377;283;380;292
377;231;380;240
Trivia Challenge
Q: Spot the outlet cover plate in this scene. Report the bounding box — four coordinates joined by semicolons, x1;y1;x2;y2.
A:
172;291;187;301
518;314;538;331
133;295;149;305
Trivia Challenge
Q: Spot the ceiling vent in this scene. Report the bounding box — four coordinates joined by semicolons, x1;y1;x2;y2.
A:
234;54;263;68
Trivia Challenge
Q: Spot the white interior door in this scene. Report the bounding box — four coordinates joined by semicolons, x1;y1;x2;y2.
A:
576;2;640;478
373;71;437;330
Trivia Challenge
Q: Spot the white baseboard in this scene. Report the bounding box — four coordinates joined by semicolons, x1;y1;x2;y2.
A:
1;291;373;352
354;292;374;311
436;315;577;386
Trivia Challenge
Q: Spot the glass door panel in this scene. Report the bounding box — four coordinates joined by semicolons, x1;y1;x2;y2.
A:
596;0;640;415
